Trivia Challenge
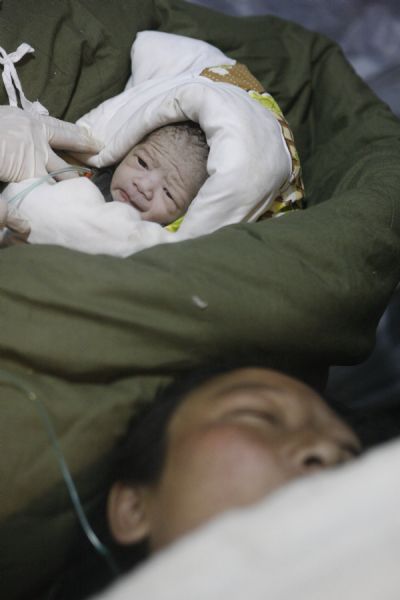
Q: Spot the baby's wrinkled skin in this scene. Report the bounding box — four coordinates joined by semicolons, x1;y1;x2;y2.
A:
110;128;207;225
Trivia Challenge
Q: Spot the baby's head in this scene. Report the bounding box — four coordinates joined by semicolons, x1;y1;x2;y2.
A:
110;122;209;225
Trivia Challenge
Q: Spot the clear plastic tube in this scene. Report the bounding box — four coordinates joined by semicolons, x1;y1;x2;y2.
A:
0;368;119;577
7;165;93;210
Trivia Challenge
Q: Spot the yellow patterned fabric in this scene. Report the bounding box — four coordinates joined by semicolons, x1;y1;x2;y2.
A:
165;215;184;232
200;63;305;219
200;63;265;93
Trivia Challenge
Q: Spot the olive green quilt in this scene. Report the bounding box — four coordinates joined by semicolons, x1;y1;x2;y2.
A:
1;0;400;598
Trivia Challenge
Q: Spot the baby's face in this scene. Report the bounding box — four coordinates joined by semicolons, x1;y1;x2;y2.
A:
110;132;199;225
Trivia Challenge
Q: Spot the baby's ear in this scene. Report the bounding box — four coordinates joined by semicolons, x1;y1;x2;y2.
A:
107;482;151;545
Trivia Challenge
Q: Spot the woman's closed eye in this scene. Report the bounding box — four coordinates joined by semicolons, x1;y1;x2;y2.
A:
227;409;281;427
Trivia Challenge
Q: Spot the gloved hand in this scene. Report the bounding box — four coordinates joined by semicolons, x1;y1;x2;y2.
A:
0;192;30;235
0;106;103;183
0;106;103;235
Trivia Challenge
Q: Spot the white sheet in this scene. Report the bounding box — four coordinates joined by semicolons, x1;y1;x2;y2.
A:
96;437;400;600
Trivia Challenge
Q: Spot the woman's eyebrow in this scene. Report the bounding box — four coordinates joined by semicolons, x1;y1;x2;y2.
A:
211;382;284;400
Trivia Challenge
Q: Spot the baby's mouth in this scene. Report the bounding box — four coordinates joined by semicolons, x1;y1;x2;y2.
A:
119;189;133;204
118;187;146;212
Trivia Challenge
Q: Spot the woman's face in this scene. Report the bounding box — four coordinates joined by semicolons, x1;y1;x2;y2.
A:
109;368;360;551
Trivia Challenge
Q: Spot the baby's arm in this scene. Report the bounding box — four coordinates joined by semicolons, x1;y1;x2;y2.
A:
1;176;173;256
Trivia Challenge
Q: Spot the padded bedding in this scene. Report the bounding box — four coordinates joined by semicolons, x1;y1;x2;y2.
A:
1;0;400;598
1;31;295;256
94;437;400;600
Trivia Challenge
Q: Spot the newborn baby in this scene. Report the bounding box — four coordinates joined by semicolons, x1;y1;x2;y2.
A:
92;121;209;229
0;31;304;257
0;121;210;252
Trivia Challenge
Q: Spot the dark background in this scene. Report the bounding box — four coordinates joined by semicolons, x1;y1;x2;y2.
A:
188;0;400;446
187;0;400;116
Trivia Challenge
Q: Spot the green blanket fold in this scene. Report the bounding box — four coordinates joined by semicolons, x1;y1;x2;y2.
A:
1;0;400;598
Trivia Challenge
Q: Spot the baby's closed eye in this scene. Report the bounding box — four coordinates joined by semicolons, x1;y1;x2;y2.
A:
137;156;148;169
164;187;173;200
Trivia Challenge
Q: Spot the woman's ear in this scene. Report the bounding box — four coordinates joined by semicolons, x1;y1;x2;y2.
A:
107;481;151;545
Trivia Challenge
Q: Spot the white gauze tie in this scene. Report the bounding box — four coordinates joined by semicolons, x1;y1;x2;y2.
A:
0;43;48;115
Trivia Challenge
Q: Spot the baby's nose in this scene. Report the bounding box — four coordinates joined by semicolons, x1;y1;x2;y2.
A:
138;169;163;199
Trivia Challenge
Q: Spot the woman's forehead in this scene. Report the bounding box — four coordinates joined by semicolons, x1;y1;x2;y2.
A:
187;368;318;401
170;368;324;424
167;368;359;450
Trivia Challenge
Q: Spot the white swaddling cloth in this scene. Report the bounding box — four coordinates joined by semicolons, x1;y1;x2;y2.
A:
1;32;293;257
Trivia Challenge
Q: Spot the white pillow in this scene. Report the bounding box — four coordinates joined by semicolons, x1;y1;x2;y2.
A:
126;31;235;86
96;438;400;600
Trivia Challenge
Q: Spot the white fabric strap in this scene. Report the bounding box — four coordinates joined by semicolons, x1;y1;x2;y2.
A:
0;43;48;115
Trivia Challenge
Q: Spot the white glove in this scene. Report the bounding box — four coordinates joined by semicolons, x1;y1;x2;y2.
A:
0;192;30;235
0;106;103;183
0;106;103;235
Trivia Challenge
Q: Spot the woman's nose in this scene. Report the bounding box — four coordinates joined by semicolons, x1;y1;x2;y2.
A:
290;433;355;473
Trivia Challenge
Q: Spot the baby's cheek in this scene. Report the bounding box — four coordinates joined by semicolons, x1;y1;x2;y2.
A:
109;168;122;190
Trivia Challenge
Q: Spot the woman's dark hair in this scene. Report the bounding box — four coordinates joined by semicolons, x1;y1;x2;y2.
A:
112;365;237;487
58;361;326;599
57;358;395;599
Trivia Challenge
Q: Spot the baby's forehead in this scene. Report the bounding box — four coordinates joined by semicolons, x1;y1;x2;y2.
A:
138;128;191;154
134;132;197;175
131;125;208;197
